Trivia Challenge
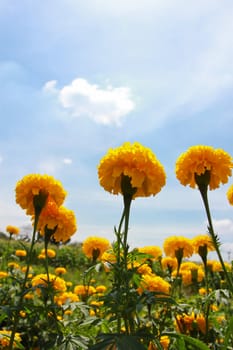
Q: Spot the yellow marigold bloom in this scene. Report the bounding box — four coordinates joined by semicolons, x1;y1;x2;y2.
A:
198;287;212;295
95;285;107;293
133;262;152;275
138;274;170;295
8;262;20;270
82;236;111;260
175;145;233;190
98;142;166;198
148;336;170;350
74;284;96;297
177;262;204;285
23;292;34;300
32;273;67;293
6;225;20;235
55;267;67;275
227;184;233;205
15;249;27;257
39;248;56;258
161;257;178;272
163;236;193;259
37;199;77;243
0;271;8;279
0;330;22;348
54;291;79;306
15;174;66;215
138;245;162;260
192;234;215;255
211;260;231;272
176;312;206;335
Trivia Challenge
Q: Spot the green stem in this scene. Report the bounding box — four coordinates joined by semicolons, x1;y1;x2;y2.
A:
199;187;233;292
9;213;39;350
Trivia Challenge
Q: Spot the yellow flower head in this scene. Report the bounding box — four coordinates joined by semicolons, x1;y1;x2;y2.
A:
163;236;193;259
227;184;233;205
175;145;233;190
138;246;162;261
32;273;67;293
0;271;8;279
37;199;77;243
138;274;170;295
54;291;79;306
6;225;20;235
15;174;67;215
74;284;96;297
0;330;22;348
192;234;215;255
177;262;204;285
161;257;178;272
98;142;166;198
82;236;111;260
55;267;67;275
15;249;27;257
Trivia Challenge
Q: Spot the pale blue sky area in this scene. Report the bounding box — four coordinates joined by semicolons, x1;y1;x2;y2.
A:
0;0;233;260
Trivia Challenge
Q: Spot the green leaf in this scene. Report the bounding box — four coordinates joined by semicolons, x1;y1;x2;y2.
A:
222;315;233;350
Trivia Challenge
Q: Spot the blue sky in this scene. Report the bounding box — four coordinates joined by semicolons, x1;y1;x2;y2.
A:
0;0;233;259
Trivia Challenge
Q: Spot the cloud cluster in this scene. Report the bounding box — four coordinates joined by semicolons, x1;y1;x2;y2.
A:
43;78;135;126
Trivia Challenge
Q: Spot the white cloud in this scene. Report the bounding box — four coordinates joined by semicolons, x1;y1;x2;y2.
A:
43;78;135;126
63;158;72;165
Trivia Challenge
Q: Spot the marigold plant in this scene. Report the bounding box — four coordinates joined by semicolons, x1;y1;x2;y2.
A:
6;225;20;235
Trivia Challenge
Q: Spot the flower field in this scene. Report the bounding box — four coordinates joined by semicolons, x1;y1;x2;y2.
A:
0;142;233;349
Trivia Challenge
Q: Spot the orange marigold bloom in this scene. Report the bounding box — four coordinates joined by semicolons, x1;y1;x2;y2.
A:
39;248;56;259
98;142;166;198
163;236;193;259
54;291;79;306
0;271;8;279
32;273;67;293
177;262;204;285
161;257;178;272
55;267;67;275
175;145;233;190
37;199;77;243
15;249;27;257
138;274;170;295
227;184;233;205
74;284;96;297
192;234;215;254
0;330;22;348
176;312;206;334
15;174;66;215
82;236;111;260
138;245;162;260
148;336;170;350
6;225;20;235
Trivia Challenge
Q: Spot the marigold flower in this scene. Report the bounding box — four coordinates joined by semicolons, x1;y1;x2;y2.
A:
0;271;8;279
148;336;170;350
32;273;67;293
8;262;20;270
176;312;206;335
227;184;233;205
0;330;22;348
192;234;215;255
74;284;96;297
55;267;67;275
138;274;170;295
39;248;56;259
15;174;66;215
82;236;111;260
54;291;79;306
177;262;204;285
98;142;166;198
175;145;233;190
15;249;27;257
6;225;20;235
95;285;107;293
161;257;178;272
163;236;193;259
37;199;77;243
138;245;162;261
